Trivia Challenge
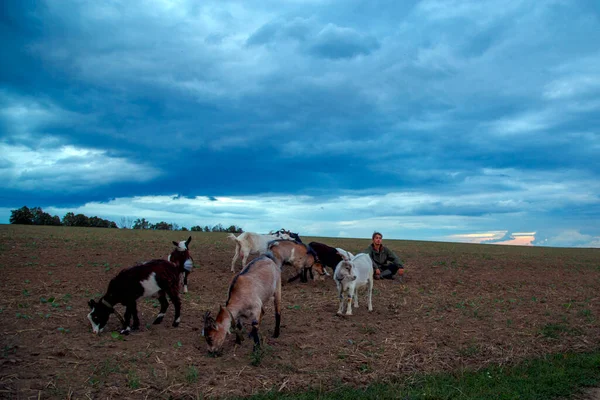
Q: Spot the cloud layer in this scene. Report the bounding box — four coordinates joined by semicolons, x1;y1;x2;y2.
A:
1;0;599;247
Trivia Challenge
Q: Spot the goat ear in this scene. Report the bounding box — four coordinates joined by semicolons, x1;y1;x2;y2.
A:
203;311;215;329
186;236;192;247
88;299;96;309
173;241;179;247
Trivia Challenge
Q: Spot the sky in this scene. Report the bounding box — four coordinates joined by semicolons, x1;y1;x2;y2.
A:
1;0;599;248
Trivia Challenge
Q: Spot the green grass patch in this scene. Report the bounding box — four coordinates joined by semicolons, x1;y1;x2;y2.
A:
127;369;140;389
185;365;199;383
239;351;600;400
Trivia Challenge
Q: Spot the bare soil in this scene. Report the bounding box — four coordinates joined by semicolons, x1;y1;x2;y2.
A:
1;225;599;399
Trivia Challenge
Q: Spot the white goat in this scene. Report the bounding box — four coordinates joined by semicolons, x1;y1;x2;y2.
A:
228;231;292;272
334;253;373;316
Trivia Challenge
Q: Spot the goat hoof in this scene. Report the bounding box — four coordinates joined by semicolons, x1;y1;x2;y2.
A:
153;317;164;325
120;327;131;335
172;321;180;328
273;330;280;339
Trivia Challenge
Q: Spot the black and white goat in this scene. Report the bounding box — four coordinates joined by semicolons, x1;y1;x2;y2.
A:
270;228;303;244
87;237;192;334
308;241;353;275
170;237;194;293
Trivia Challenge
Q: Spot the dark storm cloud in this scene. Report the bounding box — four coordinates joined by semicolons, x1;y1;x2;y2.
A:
0;0;599;247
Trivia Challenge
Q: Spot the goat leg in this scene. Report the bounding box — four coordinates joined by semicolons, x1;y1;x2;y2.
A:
345;294;353;316
368;278;373;312
273;272;282;338
273;312;281;338
153;292;169;324
170;294;181;327
120;303;133;334
235;330;244;344
250;319;261;351
130;302;140;330
337;293;345;315
183;271;189;293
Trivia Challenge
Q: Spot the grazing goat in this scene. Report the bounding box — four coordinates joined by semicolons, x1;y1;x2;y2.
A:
202;253;282;354
269;240;326;283
308;241;353;275
334;253;374;316
228;231;294;272
87;237;193;334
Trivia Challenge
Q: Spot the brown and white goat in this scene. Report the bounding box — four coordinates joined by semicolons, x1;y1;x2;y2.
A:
334;253;374;316
87;237;192;334
269;240;327;283
202;253;282;354
228;231;294;271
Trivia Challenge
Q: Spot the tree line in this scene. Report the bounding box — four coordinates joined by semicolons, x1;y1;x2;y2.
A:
9;206;243;232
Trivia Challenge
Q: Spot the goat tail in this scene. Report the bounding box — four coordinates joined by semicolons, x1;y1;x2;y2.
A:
227;233;239;242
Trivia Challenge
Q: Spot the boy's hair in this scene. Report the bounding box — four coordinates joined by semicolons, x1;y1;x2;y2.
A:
372;231;383;240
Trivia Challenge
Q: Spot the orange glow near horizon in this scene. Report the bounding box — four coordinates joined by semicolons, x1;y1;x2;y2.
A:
496;235;535;246
447;231;536;246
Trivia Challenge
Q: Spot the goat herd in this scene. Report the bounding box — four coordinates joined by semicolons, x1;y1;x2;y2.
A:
87;229;378;356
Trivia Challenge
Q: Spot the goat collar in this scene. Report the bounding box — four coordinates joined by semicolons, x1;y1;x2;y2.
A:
101;298;126;326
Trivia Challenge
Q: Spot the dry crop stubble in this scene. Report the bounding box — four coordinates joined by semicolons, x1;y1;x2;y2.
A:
0;225;599;398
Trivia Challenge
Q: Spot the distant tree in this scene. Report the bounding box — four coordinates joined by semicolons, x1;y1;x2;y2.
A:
172;223;180;231
10;206;34;225
152;221;173;230
211;223;224;232
89;216;103;227
62;212;76;226
226;225;243;233
133;218;150;230
190;225;203;232
203;225;211;232
24;207;61;226
72;214;90;227
181;226;188;231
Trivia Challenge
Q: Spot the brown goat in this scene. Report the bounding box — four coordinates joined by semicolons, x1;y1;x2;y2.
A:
202;253;282;354
268;240;327;283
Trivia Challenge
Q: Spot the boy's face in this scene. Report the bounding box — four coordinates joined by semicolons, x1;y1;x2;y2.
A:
373;234;382;246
